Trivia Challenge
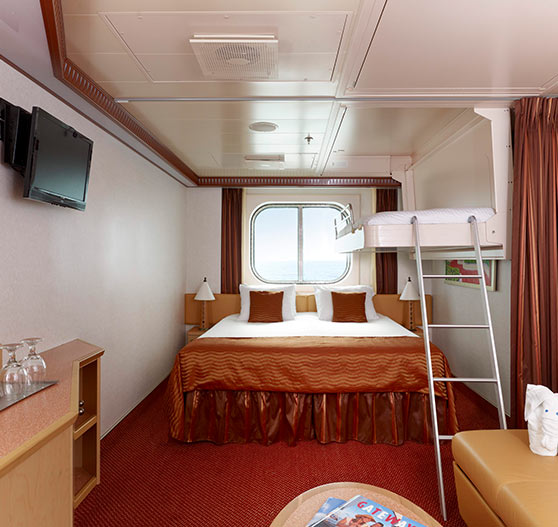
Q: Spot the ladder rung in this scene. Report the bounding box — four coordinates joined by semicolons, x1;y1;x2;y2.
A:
438;435;454;441
423;274;482;279
427;324;489;329
432;377;498;383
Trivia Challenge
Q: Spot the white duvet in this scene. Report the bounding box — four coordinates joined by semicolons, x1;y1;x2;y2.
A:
198;312;417;339
360;207;495;226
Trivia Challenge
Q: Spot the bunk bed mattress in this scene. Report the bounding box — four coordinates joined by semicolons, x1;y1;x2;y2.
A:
166;315;458;445
360;207;495;226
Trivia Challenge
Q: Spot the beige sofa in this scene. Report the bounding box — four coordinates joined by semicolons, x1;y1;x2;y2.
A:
452;429;558;527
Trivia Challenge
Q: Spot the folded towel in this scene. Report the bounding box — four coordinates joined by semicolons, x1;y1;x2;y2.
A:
524;384;558;456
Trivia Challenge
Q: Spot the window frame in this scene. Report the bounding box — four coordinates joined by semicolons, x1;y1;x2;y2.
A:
249;202;351;285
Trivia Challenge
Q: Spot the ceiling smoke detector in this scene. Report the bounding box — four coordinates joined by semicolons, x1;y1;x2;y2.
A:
190;34;278;80
249;121;278;132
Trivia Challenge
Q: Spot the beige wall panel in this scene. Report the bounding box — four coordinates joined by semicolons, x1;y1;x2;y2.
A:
0;60;189;435
431;260;511;413
414;120;493;209
185;188;222;296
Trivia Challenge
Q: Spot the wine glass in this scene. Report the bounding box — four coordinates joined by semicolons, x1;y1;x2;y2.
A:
20;337;46;382
0;343;29;396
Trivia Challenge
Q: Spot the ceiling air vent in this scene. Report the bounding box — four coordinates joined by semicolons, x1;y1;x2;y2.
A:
244;154;285;170
189;34;279;80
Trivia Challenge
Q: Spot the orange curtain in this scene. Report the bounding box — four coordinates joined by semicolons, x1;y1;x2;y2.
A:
221;188;242;294
375;188;398;294
511;98;558;427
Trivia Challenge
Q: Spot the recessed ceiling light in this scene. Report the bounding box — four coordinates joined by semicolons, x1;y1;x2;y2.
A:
249;121;278;132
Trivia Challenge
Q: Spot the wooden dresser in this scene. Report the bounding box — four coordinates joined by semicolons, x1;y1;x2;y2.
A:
0;339;104;526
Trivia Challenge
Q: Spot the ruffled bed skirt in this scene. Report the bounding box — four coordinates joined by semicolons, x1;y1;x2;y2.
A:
180;390;457;445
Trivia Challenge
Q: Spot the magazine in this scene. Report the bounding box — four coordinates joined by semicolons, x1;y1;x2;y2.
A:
307;494;428;527
306;497;347;526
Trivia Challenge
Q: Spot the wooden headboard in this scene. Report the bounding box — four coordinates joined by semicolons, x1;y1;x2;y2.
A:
184;293;432;329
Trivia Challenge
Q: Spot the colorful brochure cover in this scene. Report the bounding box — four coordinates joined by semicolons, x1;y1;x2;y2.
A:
307;494;428;527
306;497;347;526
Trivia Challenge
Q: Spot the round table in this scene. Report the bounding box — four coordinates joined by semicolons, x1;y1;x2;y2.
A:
270;482;442;527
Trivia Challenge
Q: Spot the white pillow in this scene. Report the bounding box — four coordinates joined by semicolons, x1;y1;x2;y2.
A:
314;285;379;322
238;284;296;321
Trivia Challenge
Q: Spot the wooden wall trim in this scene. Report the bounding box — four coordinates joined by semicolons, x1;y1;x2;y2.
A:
197;176;401;187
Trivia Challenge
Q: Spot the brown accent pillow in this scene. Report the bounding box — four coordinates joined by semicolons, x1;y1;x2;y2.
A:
248;290;284;322
331;291;367;323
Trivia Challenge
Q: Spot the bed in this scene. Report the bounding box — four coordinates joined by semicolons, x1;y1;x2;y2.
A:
334;205;507;257
166;293;457;446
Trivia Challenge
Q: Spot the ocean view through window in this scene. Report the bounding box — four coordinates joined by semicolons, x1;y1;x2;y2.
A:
250;203;350;284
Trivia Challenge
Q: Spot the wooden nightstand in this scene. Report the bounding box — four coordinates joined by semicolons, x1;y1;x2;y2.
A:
187;326;209;343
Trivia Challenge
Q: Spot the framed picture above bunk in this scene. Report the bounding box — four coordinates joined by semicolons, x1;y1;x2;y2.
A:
444;259;497;291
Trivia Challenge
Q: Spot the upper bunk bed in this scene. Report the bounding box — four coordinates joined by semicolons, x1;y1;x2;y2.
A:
334;108;513;260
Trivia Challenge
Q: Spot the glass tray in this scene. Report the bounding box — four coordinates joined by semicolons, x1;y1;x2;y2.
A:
0;381;59;412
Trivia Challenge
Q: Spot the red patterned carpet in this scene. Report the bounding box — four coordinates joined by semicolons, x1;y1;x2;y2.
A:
74;382;499;527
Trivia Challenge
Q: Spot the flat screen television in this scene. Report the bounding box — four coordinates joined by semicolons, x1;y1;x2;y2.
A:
23;107;93;211
1;100;31;173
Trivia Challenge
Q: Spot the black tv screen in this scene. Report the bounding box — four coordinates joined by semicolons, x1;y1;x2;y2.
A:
23;107;93;211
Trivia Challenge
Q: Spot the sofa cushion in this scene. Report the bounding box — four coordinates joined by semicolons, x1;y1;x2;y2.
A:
453;429;558;527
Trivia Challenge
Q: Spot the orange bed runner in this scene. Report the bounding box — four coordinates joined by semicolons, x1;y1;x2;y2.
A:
167;336;456;441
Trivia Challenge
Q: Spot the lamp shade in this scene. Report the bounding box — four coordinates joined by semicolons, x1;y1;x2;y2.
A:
400;277;419;301
194;277;215;301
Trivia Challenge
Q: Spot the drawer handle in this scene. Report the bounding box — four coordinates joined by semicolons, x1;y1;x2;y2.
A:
79;400;85;407
79;407;85;415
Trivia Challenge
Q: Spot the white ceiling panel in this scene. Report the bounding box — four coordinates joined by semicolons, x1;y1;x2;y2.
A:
136;53;338;82
158;119;329;135
61;0;359;15
68;53;148;82
64;15;127;53
218;153;316;170
353;0;558;96
99;11;348;82
332;107;464;157
123;101;330;171
126;101;334;122
223;133;324;147
103;12;347;54
96;81;338;98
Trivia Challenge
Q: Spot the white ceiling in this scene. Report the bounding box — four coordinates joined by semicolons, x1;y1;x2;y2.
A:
352;0;558;96
55;0;558;178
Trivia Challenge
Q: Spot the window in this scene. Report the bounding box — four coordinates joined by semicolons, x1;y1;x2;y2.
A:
250;203;350;284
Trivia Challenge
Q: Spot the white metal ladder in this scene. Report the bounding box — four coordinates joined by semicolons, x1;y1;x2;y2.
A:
411;215;507;521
